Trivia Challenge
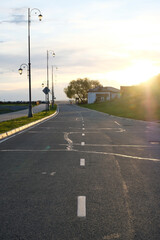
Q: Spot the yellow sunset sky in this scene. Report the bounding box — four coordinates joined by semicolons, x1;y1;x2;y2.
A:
0;0;160;100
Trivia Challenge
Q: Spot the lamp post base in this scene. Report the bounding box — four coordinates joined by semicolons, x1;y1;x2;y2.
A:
28;105;33;117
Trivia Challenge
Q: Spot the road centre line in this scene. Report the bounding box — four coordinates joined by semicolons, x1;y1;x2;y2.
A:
50;172;56;176
82;133;85;136
81;142;85;146
77;196;86;218
80;158;85;166
103;233;120;239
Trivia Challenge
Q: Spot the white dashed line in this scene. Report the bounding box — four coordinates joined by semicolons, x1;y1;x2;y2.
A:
77;196;86;218
42;172;47;175
81;142;85;146
80;158;85;166
82;133;85;136
82;128;85;131
50;172;56;176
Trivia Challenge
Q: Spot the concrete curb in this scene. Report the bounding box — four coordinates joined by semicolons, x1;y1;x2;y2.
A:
0;110;58;141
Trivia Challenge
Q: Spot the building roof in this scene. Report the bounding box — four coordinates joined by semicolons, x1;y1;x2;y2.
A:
88;86;120;93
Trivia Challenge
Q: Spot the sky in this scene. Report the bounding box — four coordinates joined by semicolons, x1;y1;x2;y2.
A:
0;0;160;101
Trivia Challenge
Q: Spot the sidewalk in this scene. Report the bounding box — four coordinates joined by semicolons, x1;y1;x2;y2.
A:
0;104;46;122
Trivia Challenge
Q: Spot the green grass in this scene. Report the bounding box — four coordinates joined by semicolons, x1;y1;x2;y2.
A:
0;105;57;134
81;98;160;121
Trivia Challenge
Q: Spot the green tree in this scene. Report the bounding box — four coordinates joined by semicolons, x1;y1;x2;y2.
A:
64;78;102;103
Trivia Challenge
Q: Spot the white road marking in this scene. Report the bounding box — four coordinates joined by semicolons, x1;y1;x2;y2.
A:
42;172;47;175
78;150;160;162
114;121;121;126
82;128;85;131
64;132;73;150
80;158;85;166
103;233;120;239
81;142;85;146
50;172;56;176
1;149;160;162
77;196;86;217
73;143;151;148
82;133;85;136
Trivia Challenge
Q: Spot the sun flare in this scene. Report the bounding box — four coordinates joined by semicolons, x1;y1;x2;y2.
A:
106;60;160;86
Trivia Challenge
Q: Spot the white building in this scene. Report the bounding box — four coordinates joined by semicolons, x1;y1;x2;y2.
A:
88;86;120;104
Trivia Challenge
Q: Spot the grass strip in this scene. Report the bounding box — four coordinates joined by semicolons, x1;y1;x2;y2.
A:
0;105;57;134
80;99;160;121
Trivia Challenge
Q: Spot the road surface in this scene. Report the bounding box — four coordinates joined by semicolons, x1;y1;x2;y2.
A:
0;103;160;240
0;104;46;122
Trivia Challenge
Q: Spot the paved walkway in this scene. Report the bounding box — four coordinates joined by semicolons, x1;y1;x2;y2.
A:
0;104;47;122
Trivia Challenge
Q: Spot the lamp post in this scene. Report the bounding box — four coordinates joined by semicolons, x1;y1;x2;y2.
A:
22;8;42;117
51;65;58;108
46;50;55;111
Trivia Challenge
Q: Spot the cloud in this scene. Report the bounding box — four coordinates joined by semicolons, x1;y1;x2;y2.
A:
1;14;26;24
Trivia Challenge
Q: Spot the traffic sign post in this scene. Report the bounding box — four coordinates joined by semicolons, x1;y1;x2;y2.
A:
43;87;50;95
42;87;50;111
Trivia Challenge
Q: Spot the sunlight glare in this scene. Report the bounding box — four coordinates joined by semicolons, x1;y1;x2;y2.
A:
106;60;160;86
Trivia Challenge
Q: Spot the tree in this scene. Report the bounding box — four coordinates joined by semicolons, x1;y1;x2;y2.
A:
64;78;102;103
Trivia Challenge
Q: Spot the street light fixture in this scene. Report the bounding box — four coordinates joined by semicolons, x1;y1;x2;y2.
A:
46;50;55;111
18;63;28;75
18;68;23;75
18;63;32;114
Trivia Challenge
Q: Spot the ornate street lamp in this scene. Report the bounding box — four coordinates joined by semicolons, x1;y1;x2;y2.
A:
18;8;42;117
46;50;55;111
27;8;43;117
18;63;28;75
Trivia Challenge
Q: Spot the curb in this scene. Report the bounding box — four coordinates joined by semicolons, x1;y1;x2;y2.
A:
0;110;58;141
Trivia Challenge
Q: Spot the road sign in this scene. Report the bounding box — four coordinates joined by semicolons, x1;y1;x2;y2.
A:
43;87;50;95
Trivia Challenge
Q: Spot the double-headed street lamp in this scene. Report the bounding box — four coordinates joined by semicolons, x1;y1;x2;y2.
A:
18;8;42;118
46;50;55;111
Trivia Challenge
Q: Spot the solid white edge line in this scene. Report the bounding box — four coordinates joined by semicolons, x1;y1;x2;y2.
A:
77;196;86;217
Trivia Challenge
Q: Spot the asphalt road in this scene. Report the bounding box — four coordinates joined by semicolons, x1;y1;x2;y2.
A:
0;103;160;240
